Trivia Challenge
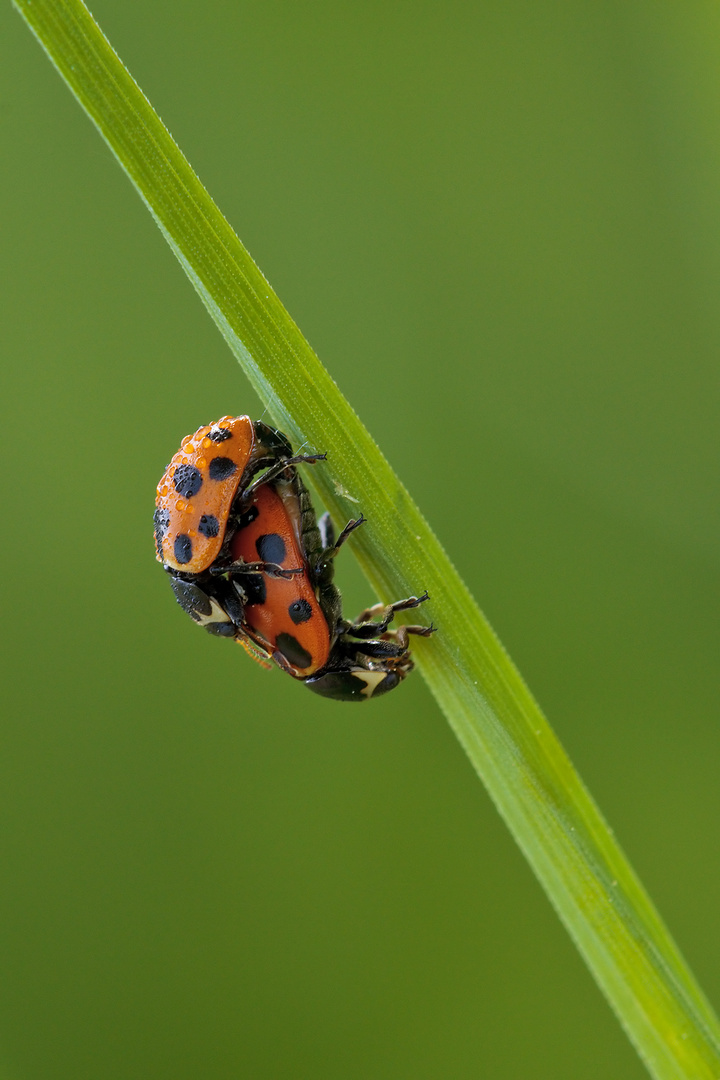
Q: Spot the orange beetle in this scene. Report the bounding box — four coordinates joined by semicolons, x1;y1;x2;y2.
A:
154;417;434;700
230;482;332;677
154;415;319;573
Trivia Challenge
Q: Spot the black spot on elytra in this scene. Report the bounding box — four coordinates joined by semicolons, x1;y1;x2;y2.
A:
198;514;220;538
256;533;286;565
208;427;232;443
276;633;312;669
153;507;170;557
174;534;193;565
288;598;312;624
173;464;203;498
209;456;237;481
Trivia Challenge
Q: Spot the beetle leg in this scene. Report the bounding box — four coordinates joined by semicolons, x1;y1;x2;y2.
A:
330;514;365;554
243;452;327;500
315;514;366;573
344;592;433;638
209;560;303;580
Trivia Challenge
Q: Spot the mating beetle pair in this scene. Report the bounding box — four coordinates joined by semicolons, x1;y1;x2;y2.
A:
154;416;433;701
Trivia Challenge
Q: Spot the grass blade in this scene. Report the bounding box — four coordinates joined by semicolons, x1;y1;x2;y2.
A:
13;1;720;1076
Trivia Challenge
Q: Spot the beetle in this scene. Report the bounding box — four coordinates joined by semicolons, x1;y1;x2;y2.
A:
154;416;433;700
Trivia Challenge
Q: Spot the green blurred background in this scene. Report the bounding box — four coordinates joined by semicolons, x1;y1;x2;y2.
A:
2;2;719;1077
